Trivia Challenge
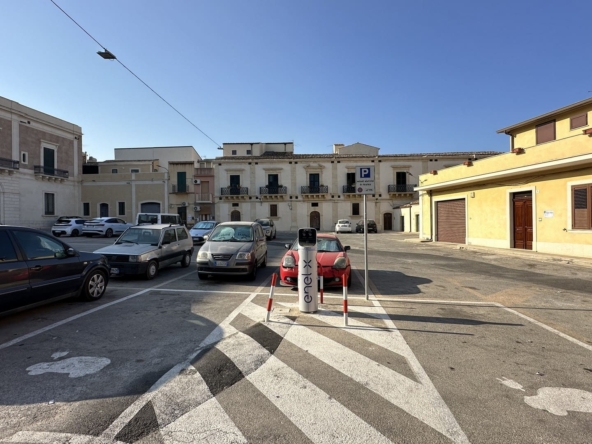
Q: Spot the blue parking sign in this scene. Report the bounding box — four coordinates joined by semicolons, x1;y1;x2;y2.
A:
355;166;375;194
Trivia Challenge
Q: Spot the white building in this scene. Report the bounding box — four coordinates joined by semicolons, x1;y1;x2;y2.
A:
215;142;500;232
0;96;82;229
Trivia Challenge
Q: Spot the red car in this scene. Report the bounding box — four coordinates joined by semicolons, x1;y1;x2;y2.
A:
280;233;352;288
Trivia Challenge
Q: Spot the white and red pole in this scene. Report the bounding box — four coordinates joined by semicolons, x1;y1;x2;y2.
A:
343;276;348;326
319;275;324;304
265;273;277;323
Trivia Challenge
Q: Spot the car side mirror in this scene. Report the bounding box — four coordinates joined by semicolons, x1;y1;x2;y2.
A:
203;235;209;241
344;246;351;251
284;243;291;249
66;247;76;256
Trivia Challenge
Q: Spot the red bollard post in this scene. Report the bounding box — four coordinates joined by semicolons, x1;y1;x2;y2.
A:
343;277;348;326
265;273;277;323
319;275;324;304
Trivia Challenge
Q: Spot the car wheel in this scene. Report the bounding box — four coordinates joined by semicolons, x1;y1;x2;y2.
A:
198;272;209;280
105;228;113;238
146;260;158;280
261;252;267;268
181;251;191;268
248;262;257;281
82;269;107;301
347;271;352;288
71;229;79;237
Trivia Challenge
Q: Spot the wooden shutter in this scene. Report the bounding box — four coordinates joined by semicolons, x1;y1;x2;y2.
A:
570;114;588;130
572;186;591;229
270;204;278;217
536;121;555;144
352;203;360;216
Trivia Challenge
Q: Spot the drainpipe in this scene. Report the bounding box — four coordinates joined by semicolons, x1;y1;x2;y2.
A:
429;190;433;240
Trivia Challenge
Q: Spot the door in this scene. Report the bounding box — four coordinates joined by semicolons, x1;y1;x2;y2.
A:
268;174;279;194
310;211;320;230
0;230;31;313
43;147;55;175
100;203;109;217
160;228;181;266
231;210;241;221
383;213;393;231
230;175;241;195
513;192;533;250
436;199;466;244
177;206;187;225
309;173;320;193
141;202;161;213
177;172;187;193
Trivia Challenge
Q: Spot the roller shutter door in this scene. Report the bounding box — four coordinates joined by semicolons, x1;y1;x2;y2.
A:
437;199;466;244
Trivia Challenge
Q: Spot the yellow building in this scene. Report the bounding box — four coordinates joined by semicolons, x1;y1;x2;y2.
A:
416;97;592;258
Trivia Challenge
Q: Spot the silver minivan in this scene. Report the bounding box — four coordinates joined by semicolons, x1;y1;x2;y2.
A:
196;221;267;281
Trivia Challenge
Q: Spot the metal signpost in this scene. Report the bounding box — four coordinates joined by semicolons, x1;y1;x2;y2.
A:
298;227;318;313
355;166;374;300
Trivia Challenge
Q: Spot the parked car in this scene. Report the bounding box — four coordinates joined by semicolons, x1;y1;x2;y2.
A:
94;224;194;280
280;233;351;288
51;217;88;237
255;218;276;240
82;217;133;238
136;213;182;226
335;219;352;233
355;219;377;233
0;225;110;315
56;215;83;223
196;221;267;281
189;220;219;245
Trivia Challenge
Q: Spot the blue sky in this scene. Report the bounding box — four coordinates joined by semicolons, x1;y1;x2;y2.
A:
3;0;591;161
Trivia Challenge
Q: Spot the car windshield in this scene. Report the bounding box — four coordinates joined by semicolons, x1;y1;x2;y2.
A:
291;238;343;252
209;225;253;242
116;228;160;245
256;220;270;226
194;221;216;230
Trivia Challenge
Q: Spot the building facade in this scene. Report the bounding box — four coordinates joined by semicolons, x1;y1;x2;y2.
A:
215;142;499;232
0;96;82;228
416;97;592;258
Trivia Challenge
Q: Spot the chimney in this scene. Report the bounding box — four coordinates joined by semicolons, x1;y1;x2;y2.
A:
333;144;345;154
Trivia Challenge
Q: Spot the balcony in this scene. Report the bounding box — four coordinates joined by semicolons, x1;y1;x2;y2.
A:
0;157;19;175
260;186;287;200
342;185;356;194
172;184;189;194
388;184;416;196
195;167;214;176
34;165;69;181
220;186;249;200
195;193;213;203
301;185;329;199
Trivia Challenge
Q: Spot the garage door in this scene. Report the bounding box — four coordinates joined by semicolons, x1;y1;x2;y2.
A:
436;199;466;244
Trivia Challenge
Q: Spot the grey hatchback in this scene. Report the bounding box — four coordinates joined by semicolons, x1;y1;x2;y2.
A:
196;221;267;281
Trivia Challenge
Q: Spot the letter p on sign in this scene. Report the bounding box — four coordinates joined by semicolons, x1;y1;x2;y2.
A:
361;168;371;178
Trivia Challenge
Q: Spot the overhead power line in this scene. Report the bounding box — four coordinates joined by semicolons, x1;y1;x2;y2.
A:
50;0;221;149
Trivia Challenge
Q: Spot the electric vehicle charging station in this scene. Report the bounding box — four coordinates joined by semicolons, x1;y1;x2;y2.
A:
298;227;318;313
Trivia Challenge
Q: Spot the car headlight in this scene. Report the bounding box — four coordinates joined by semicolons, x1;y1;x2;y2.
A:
197;251;209;260
333;257;347;269
282;255;295;268
129;255;139;262
236;252;251;260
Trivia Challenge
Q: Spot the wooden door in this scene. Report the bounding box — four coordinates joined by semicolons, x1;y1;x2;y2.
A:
310;211;320;230
231;210;241;221
383;213;392;230
513;193;533;250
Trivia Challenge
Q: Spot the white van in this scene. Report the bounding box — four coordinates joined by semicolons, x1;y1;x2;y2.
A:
136;213;182;226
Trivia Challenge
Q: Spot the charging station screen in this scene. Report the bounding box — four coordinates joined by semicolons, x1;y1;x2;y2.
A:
298;228;317;247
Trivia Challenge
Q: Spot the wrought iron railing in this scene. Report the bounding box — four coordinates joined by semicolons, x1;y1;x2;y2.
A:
342;185;356;193
388;184;416;193
221;186;249;196
301;185;328;194
194;193;213;202
34;165;69;178
0;157;19;169
260;186;287;195
195;168;214;175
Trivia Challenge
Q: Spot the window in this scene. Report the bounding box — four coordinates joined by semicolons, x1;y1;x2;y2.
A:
311;202;319;207
270;204;278;217
111;169;118;174
44;193;55;216
163;229;177;244
572;184;592;229
176;227;189;240
536;120;555;144
131;168;140;173
0;231;18;263
396;172;407;185
13;231;65;260
571;114;588;130
118;202;126;216
346;172;355;185
231;150;237;155
83;202;90;216
21;152;28;164
352;202;360;216
177;172;187;192
246;150;252;155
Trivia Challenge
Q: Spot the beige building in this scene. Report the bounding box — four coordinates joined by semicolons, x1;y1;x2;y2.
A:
215;142;499;232
0;96;82;229
416;97;592;258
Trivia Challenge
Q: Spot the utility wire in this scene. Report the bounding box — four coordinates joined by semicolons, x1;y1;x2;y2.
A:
50;0;221;148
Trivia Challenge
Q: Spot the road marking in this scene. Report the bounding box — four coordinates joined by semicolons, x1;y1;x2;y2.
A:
496;377;525;391
245;302;470;443
524;387;592;416
2;431;126;443
26;356;110;378
0;271;197;351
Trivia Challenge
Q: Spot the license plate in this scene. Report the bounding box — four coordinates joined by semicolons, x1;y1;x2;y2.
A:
215;261;228;267
111;268;119;274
